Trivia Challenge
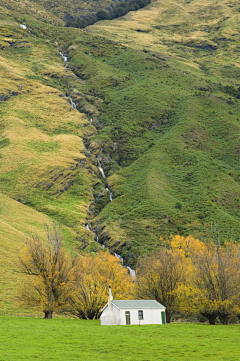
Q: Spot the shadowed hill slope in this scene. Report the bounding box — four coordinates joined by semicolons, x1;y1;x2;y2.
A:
0;0;124;25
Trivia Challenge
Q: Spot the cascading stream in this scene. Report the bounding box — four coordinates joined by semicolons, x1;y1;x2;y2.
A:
58;50;68;63
85;223;90;231
96;157;106;178
19;24;36;37
115;253;136;277
85;223;105;249
106;187;113;202
58;48;134;276
70;98;77;110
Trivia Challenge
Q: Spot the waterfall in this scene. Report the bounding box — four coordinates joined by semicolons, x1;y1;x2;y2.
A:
58;50;68;63
55;48;132;276
114;253;124;265
97;157;106;178
126;266;136;278
20;24;27;29
106;187;113;202
115;253;136;277
70;98;77;109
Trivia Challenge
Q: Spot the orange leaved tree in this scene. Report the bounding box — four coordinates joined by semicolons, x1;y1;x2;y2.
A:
69;250;135;319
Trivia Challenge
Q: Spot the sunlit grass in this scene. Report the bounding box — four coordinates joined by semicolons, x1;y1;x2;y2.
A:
0;318;240;361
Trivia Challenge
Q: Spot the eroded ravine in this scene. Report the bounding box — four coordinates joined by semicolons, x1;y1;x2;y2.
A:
58;50;135;274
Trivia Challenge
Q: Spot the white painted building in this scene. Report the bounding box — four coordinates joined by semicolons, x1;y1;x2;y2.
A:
100;288;166;326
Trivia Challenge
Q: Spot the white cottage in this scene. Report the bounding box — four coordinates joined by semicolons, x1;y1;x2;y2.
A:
100;287;166;325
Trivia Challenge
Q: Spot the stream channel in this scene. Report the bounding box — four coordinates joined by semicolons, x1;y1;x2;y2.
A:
58;51;135;277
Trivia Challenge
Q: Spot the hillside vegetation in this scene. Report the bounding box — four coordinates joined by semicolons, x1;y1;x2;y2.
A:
0;0;124;25
1;0;240;311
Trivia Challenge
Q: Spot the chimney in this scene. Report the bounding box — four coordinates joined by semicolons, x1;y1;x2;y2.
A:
108;284;113;315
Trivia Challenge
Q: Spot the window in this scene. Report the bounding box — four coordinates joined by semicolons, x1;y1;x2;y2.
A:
138;310;143;320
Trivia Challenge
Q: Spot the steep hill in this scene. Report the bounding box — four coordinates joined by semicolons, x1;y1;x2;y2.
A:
0;0;122;25
1;0;240;311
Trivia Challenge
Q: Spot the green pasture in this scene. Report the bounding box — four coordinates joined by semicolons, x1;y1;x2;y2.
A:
0;317;240;361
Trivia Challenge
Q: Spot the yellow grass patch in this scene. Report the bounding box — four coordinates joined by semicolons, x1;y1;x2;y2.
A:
0;193;53;313
88;0;238;71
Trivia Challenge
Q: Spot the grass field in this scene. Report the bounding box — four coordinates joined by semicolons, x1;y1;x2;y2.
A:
0;317;240;361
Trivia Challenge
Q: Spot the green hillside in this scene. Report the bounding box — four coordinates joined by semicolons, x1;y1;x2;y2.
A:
0;0;124;25
1;0;240;311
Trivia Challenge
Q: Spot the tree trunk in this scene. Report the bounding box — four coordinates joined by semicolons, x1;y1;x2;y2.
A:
166;311;171;323
218;314;229;325
201;312;217;325
44;311;53;319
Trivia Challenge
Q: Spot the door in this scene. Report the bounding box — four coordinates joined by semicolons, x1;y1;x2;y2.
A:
161;311;166;325
125;311;131;325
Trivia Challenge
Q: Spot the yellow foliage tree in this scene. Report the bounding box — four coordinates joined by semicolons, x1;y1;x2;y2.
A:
18;223;76;319
69;250;135;319
188;240;240;324
135;240;185;323
136;234;240;324
169;235;240;324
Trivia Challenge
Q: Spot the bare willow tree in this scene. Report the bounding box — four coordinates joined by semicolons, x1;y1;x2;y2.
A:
136;247;184;323
18;223;76;319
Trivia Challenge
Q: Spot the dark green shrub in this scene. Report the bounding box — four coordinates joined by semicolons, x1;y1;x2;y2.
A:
175;201;182;210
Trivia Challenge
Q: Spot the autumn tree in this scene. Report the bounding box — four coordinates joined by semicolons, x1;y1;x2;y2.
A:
189;240;240;325
18;223;76;319
135;243;185;323
68;250;134;319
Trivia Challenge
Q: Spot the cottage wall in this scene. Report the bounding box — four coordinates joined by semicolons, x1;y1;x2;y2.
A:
100;302;166;326
100;305;121;325
119;308;163;325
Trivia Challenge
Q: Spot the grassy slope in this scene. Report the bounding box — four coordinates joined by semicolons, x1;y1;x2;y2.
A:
0;318;240;361
0;192;56;314
1;0;240;310
0;0;123;25
0;10;106;311
42;0;240;266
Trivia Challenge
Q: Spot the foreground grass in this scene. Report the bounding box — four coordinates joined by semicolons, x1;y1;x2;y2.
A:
0;318;239;361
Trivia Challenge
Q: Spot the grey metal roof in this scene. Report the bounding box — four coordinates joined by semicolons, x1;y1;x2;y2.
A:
112;300;165;309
